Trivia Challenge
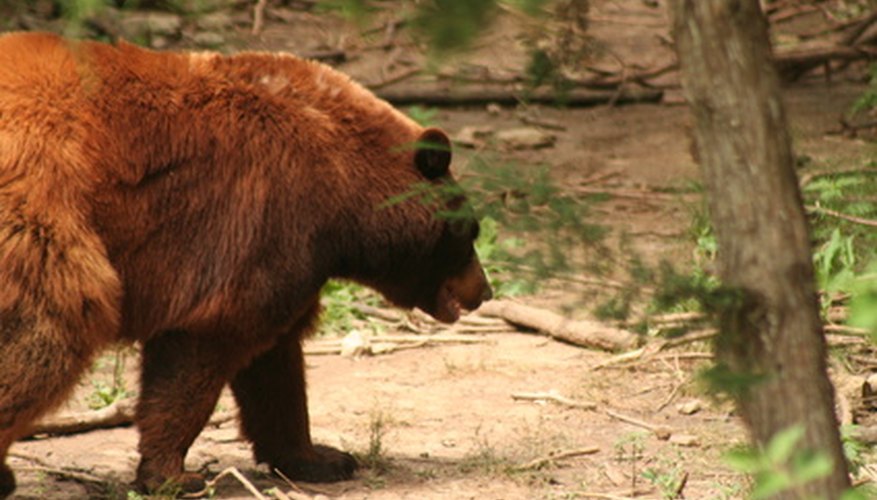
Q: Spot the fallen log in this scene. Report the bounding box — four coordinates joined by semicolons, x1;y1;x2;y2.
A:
774;45;871;81
27;398;136;437
374;85;663;107
477;300;639;351
27;399;236;438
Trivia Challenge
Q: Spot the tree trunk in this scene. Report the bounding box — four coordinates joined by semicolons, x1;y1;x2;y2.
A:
670;1;850;498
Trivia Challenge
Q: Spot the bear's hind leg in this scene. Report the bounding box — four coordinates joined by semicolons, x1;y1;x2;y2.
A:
231;305;357;483
134;330;227;494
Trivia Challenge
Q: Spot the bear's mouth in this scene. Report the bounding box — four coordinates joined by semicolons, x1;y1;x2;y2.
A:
432;283;465;324
418;256;493;324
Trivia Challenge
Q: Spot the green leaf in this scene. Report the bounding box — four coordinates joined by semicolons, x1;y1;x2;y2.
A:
722;448;764;474
790;450;833;484
751;470;793;500
764;425;805;464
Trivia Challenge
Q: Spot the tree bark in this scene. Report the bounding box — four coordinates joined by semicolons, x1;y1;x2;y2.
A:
670;1;850;498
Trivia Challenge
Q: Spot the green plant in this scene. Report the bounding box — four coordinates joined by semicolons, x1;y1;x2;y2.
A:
318;279;379;335
642;465;686;500
474;216;534;297
357;410;392;474
464;153;608;282
813;228;857;312
848;261;877;340
613;432;647;492
58;0;108;37
851;64;877;116
88;348;131;409
804;167;877;260
723;424;833;500
839;425;871;477
406;105;440;127
802;166;877;331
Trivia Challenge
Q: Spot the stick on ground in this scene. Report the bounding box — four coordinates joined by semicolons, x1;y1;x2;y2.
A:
479;300;639;351
514;447;600;471
511;391;598;410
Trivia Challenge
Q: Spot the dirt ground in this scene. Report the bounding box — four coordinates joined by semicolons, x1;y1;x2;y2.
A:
5;1;877;499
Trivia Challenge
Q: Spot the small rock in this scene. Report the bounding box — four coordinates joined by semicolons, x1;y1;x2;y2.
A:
149;35;171;50
120;12;183;40
669;433;700;447
677;399;703;415
193;31;226;48
862;374;877;410
486;103;502;115
453;125;494;148
340;329;370;358
653;426;672;440
196;12;233;31
496;127;556;150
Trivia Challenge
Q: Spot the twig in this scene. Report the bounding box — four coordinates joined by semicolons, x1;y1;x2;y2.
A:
604;409;672;440
828;118;877;137
664;329;717;348
591;346;649;370
368;67;422;90
824;324;870;336
655;380;685;413
648;312;706;324
578;491;642;499
651;352;713;362
840;11;877;46
850;355;877;368
303;333;489;356
9;452;107;487
806;204;877;227
324;301;401;322
514;447;600;471
769;4;818;24
575;185;697;202
196;467;266;500
511;390;598;410
252;0;268;35
578;170;622;186
674;471;689;499
581;61;679;89
798;166;877;187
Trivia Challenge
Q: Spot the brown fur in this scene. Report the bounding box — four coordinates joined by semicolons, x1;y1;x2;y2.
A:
0;32;490;496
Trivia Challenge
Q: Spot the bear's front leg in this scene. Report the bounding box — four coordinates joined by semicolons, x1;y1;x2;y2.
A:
135;330;228;494
231;318;357;483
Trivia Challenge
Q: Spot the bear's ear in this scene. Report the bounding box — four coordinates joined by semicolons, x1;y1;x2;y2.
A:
414;128;452;180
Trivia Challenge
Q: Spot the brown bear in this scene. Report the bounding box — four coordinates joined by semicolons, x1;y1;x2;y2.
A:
0;31;491;497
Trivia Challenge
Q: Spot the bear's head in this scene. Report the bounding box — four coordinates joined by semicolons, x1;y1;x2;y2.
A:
351;127;492;323
411;128;492;322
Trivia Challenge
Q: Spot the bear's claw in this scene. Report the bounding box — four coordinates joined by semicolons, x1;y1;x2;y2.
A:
270;445;358;483
0;463;15;500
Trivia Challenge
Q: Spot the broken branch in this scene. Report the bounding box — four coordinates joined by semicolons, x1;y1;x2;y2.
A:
478;300;639;351
511;390;598;410
514;447;600;471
